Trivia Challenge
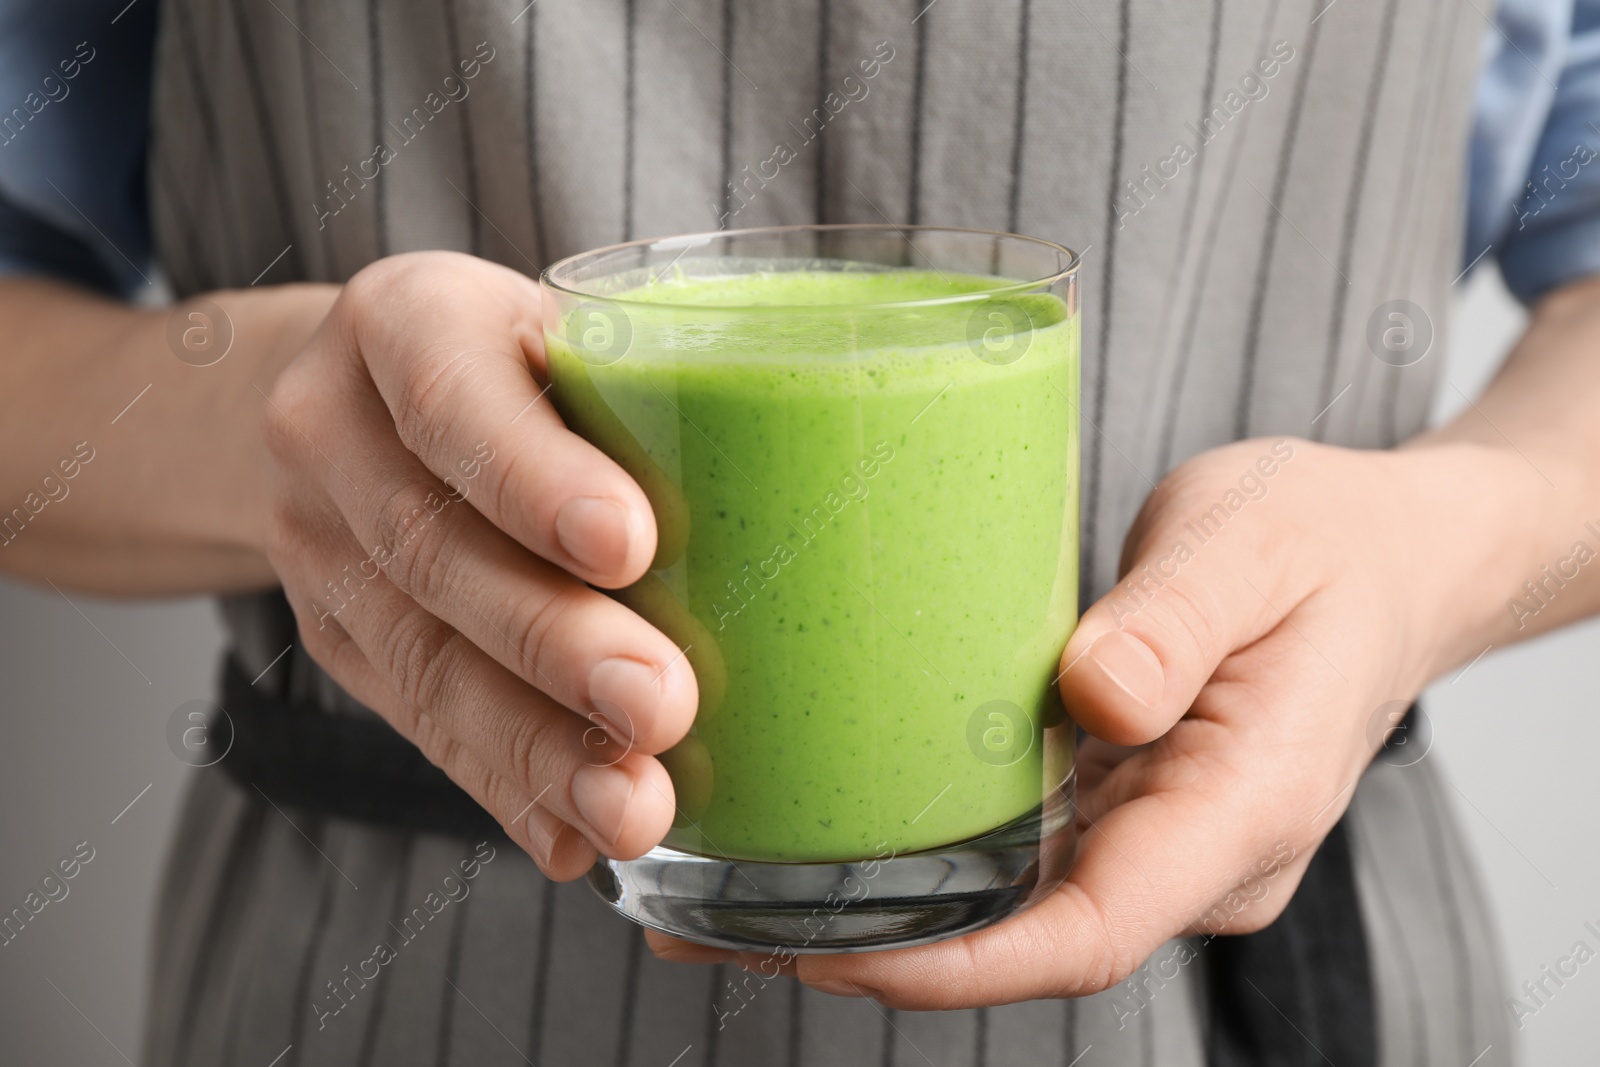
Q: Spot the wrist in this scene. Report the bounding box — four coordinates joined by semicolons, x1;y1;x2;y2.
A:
1385;439;1580;682
121;282;339;559
231;283;341;549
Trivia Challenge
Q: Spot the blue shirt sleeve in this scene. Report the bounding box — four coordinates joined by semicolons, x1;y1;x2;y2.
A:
1467;0;1600;304
0;0;158;297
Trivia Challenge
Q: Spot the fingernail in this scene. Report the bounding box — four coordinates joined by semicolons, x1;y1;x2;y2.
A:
556;496;631;575
807;979;879;999
525;805;566;867
1088;631;1165;709
653;940;732;965
588;657;658;742
572;764;635;846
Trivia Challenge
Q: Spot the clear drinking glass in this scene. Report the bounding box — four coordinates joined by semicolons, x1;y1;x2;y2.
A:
542;225;1080;953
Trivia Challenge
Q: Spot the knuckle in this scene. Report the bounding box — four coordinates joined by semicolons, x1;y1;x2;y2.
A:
1097;931;1143;990
484;442;538;530
304;619;354;677
1129;437;1292;553
285;585;341;652
1151;579;1224;654
260;401;296;465
410;712;460;772
384;613;468;713
1112;568;1224;665
1085;896;1145;993
263;495;303;563
371;482;453;598
1225;899;1288;935
947;938;989;1003
1126;464;1212;550
506;707;564;797
1200;883;1288;937
513;586;581;683
260;366;319;466
1140;745;1217;797
342;253;426;310
344;252;482;324
392;340;476;458
442;739;497;806
482;773;535;842
341;260;393;308
456;759;501;817
1046;884;1142;996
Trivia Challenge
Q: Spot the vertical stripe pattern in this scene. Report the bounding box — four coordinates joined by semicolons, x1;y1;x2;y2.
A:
1081;0;1133;592
1232;2;1324;442
139;762;1508;1067
147;0;1499;1063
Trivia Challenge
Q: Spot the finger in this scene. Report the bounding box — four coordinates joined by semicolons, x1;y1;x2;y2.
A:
645;732;1305;982
793;777;1266;1007
1074;721;1317;940
294;367;696;754
1058;438;1314;745
277;563;601;880
795;670;1330;1006
326;252;656;587
269;494;676;859
644;931;739;966
1074;734;1145;798
1080;613;1360;829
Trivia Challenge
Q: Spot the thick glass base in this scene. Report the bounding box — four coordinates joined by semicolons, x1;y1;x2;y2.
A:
587;770;1076;954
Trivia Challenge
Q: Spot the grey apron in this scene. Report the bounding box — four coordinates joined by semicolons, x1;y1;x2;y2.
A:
142;0;1512;1063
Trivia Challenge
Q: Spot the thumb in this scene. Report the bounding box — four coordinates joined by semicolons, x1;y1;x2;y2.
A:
1060;467;1301;745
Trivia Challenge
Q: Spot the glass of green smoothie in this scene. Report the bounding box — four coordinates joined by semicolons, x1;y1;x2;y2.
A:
542;225;1080;953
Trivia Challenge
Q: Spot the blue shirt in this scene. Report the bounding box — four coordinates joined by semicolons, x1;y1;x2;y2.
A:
1;0;1598;304
1470;0;1600;302
0;0;157;295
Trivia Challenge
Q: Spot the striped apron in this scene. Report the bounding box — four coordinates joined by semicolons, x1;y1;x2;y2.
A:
143;0;1513;1063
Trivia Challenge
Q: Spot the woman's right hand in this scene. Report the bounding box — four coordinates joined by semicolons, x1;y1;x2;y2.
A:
261;251;697;879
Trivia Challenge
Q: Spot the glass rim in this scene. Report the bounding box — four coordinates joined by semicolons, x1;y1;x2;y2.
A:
540;223;1081;313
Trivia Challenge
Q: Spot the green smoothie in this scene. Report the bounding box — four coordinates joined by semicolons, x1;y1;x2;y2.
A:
548;266;1079;862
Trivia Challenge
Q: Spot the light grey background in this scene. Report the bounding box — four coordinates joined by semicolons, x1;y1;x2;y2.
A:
0;265;1593;1064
